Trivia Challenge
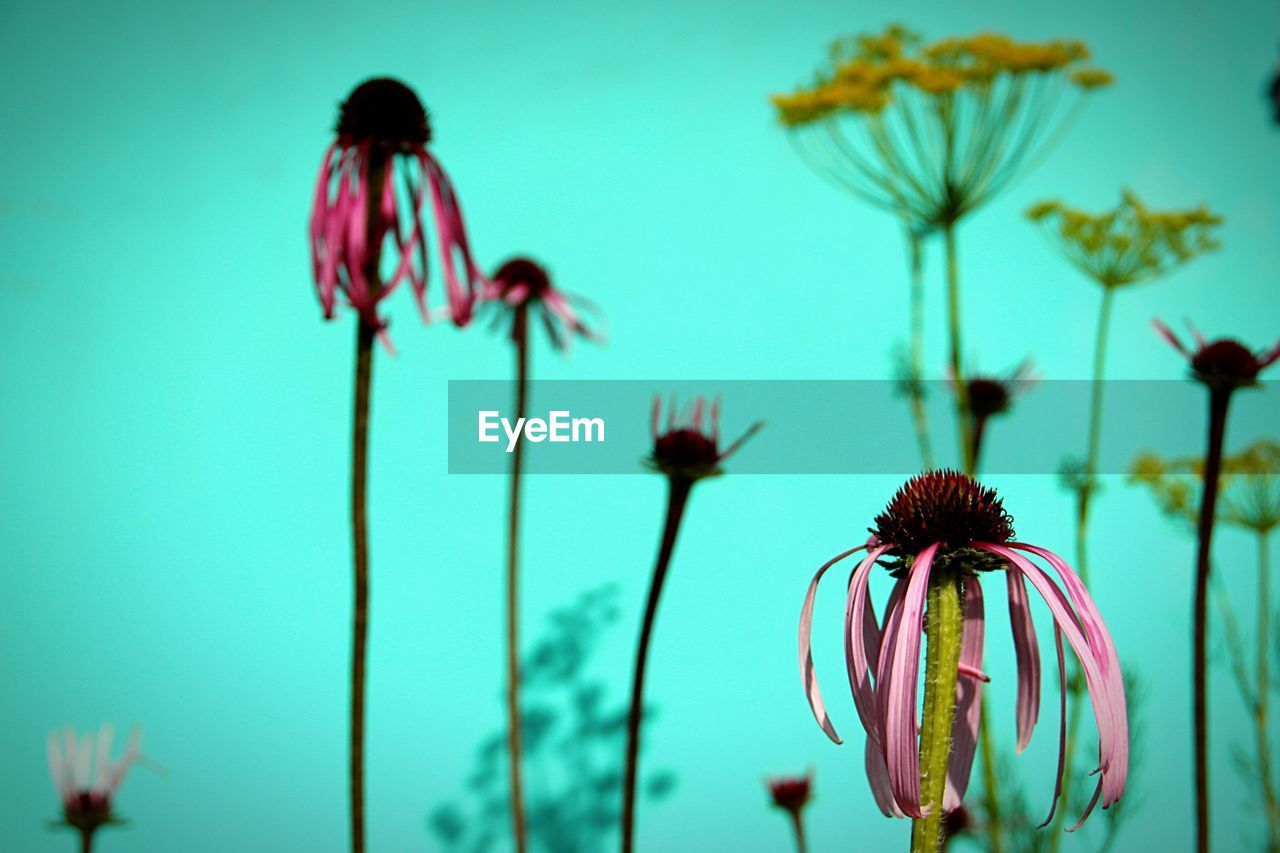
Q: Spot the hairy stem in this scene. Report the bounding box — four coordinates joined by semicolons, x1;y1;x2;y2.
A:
505;311;530;853
621;478;693;853
912;572;964;853
1193;386;1233;853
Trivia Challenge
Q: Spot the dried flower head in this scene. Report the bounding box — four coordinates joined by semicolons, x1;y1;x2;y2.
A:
483;257;602;351
1153;319;1280;390
1027;191;1221;289
47;725;142;838
871;470;1015;557
647;395;763;483
766;771;814;814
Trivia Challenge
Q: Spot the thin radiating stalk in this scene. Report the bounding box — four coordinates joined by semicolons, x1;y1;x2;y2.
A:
942;222;973;474
1052;284;1115;847
621;478;693;853
907;228;934;470
505;310;530;853
912;572;964;853
1193;387;1233;853
789;810;808;853
348;150;386;853
1256;532;1279;851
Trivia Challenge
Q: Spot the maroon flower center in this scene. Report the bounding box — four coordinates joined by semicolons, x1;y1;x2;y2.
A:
966;377;1012;419
768;778;812;812
493;257;552;301
1190;339;1263;387
653;429;719;472
64;789;112;832
871;470;1014;555
336;78;431;148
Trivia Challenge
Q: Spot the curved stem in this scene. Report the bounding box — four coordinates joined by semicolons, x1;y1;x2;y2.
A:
911;571;964;853
789;809;809;853
505;312;530;853
906;228;934;470
1193;387;1233;853
349;321;374;853
942;222;972;474
1256;532;1279;851
621;478;693;853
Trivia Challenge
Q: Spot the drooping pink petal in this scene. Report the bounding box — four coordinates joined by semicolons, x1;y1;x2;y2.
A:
866;734;907;818
1007;566;1041;753
882;543;941;819
799;545;868;744
420;152;484;326
978;543;1127;818
945;575;985;812
843;544;894;746
1037;625;1068;828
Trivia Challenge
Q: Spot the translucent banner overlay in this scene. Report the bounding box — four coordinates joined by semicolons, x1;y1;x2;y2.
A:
447;380;1279;475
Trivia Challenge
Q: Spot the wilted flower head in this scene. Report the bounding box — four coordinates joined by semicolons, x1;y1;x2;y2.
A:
799;471;1127;826
482;257;602;350
1131;441;1280;534
47;724;141;836
958;359;1037;420
766;771;814;814
309;77;485;336
772;26;1108;226
647;395;763;483
1153;319;1280;390
1027;192;1221;289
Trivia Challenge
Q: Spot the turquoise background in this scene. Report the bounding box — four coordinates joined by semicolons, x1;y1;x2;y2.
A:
1;0;1278;850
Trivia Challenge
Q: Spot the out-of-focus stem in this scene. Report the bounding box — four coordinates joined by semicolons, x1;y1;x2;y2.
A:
912;571;964;853
906;228;934;470
789;809;809;853
1257;532;1279;851
942;222;973;474
505;310;530;853
78;829;94;853
621;478;693;853
1193;386;1233;853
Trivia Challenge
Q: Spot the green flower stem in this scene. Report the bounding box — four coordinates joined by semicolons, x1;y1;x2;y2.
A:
912;571;965;853
907;228;934;470
1256;532;1280;850
621;477;693;853
942;222;973;475
505;310;530;853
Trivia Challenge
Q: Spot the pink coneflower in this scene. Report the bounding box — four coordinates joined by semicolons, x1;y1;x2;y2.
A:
766;771;814;853
799;471;1128;852
620;396;763;853
47;725;141;853
309;77;485;337
486;256;603;853
1153;318;1280;852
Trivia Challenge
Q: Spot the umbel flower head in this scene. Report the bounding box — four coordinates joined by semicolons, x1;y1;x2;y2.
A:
799;471;1128;826
47;724;142;836
1153;319;1280;390
771;26;1109;227
309;77;485;336
646;395;763;483
766;771;814;815
482;257;602;350
1027;192;1222;289
1131;440;1280;534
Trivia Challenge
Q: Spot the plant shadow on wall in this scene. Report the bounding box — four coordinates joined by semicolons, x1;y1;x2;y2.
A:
429;586;675;852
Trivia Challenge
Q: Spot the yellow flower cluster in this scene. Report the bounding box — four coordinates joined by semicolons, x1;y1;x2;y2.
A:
1027;191;1223;288
772;26;1110;126
1130;441;1280;533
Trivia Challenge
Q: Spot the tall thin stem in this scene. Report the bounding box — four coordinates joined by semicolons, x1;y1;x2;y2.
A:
505;311;530;853
1256;531;1279;851
1052;284;1115;847
789;809;809;853
1193;386;1233;853
78;828;94;853
942;222;973;474
906;228;934;470
912;571;964;853
348;149;386;853
621;478;693;853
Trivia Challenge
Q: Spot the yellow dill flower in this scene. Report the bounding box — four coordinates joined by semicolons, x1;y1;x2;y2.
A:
1027;190;1222;288
1131;442;1280;533
1072;68;1115;89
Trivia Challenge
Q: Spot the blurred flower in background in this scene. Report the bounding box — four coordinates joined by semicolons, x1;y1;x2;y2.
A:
766;770;814;853
47;724;142;853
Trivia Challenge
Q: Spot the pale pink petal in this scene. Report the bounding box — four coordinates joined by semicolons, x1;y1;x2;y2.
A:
945;575;985;812
1151;318;1189;357
883;543;941;819
799;545;867;744
843;544;894;747
1007;567;1041;753
1037;626;1068;828
107;727;142;794
47;730;70;802
1259;339;1280;369
866;734;906;818
72;731;92;791
92;722;114;793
